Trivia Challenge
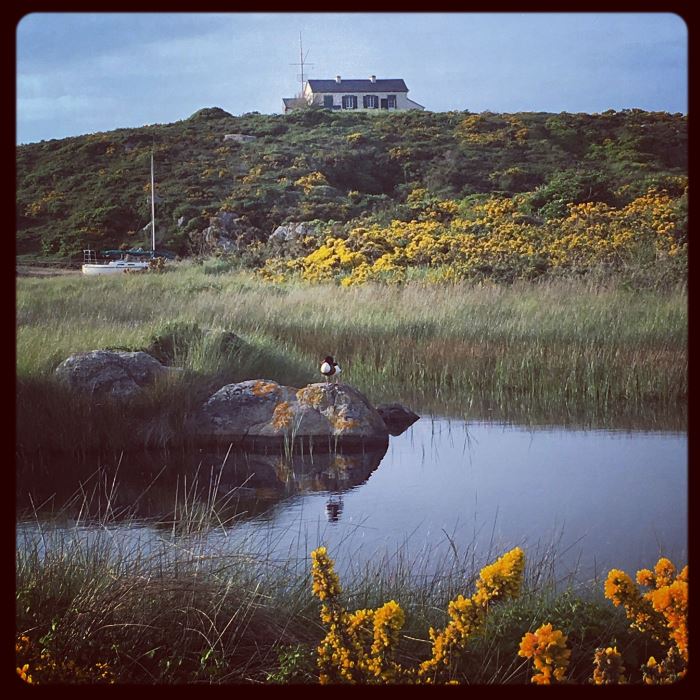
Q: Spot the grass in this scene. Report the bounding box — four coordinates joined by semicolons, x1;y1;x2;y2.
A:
15;262;687;455
16;465;662;685
15;263;686;683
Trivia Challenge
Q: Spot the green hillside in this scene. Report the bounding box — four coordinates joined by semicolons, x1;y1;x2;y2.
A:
16;107;687;262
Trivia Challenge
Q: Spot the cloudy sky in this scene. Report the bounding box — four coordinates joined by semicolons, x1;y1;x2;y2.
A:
16;12;687;144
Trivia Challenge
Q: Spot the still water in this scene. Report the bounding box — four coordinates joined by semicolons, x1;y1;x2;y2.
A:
17;417;687;584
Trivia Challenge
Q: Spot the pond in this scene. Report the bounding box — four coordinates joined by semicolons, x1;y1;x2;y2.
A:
16;414;687;585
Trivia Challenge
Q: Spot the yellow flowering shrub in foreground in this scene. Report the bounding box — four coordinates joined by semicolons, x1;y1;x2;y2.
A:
518;557;687;685
605;557;688;684
310;545;524;684
518;623;571;684
15;634;115;684
591;646;627;685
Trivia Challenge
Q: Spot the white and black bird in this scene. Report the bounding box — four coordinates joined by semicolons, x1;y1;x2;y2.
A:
320;355;341;383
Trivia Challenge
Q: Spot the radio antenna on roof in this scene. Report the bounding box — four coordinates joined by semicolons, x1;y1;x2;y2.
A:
290;32;314;98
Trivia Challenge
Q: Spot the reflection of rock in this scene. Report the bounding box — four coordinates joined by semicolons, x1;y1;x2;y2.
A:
17;439;388;527
195;380;389;451
200;441;388;497
54;350;168;398
376;403;420;436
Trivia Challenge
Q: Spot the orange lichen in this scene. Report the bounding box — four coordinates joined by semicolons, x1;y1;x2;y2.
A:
297;385;326;408
328;412;360;432
251;380;279;397
272;401;294;430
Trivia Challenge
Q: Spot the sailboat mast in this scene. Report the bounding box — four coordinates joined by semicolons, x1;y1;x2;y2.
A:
299;32;304;97
150;152;156;255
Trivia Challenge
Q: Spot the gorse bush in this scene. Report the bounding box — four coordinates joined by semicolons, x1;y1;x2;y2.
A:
260;183;687;287
605;557;688;684
309;549;688;685
517;556;688;685
310;545;525;683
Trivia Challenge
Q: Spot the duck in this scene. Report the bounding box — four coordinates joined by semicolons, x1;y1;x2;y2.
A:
320;355;341;383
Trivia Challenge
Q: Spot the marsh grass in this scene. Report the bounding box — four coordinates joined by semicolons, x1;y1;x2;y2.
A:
16;466;648;684
16;263;686;453
15;264;685;683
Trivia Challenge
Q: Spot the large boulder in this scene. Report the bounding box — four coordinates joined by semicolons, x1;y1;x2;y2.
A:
54;350;168;398
194;380;389;451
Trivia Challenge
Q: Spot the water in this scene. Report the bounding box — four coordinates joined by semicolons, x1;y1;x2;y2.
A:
16;417;687;585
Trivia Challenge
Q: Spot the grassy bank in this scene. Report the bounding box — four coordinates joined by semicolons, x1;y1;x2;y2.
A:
16;476;664;685
16;263;686;453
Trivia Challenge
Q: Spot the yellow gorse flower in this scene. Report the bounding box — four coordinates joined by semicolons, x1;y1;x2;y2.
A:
604;557;688;683
518;623;571;684
310;546;525;684
258;183;686;285
15;634;115;684
592;646;626;684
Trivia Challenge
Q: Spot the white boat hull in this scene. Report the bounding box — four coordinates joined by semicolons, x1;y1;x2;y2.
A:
82;262;149;275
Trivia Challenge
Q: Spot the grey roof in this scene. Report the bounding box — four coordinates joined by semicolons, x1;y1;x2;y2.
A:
283;97;306;107
307;79;408;93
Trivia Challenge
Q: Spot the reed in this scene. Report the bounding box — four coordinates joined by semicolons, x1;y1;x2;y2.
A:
16;264;687;454
16;467;648;684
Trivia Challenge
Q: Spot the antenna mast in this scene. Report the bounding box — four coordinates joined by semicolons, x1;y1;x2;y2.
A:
290;32;314;98
150;152;156;255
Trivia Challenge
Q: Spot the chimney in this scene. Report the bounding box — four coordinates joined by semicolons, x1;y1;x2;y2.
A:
370;75;376;83
335;75;341;83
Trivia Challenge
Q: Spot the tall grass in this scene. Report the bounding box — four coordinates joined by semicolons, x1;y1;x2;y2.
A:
16;466;652;684
16;263;687;454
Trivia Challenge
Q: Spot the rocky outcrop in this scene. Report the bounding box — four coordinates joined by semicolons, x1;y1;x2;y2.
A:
268;221;318;257
200;211;259;254
54;350;169;398
376;403;420;436
223;133;257;143
194;380;389;450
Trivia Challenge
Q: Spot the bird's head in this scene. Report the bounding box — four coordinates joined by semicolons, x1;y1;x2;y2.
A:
323;355;334;363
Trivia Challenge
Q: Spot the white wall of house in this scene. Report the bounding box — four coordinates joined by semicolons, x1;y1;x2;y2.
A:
302;83;423;111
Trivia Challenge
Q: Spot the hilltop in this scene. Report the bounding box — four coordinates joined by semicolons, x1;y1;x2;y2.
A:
16;107;686;268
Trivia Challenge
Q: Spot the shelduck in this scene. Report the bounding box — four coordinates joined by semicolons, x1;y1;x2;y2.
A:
320;355;341;382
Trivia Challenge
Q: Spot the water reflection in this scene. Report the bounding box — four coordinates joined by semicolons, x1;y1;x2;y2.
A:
16;441;388;525
325;495;344;523
16;417;687;584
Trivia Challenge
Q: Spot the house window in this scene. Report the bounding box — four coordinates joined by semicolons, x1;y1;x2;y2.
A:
363;94;379;109
323;95;334;109
387;95;397;109
342;95;358;110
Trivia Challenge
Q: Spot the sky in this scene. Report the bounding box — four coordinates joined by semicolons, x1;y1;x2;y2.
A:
16;12;688;144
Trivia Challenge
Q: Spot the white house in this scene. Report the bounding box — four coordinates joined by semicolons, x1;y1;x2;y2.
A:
283;76;424;113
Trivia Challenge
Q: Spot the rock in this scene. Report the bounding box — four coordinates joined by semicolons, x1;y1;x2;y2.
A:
195;380;389;451
223;133;257;143
200;212;259;254
307;185;338;197
55;350;169;398
376;403;420;436
268;221;317;255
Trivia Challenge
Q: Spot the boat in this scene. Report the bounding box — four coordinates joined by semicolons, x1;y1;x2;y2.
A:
82;153;159;275
81;252;151;275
